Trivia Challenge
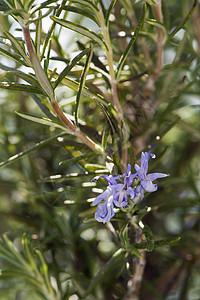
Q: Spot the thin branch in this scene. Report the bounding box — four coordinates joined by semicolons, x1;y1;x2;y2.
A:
129;11;152;69
97;4;123;123
22;25;101;153
154;0;164;76
144;0;164;99
124;226;146;300
193;7;200;51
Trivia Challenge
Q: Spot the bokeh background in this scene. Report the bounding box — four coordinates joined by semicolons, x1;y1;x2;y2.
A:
0;0;200;299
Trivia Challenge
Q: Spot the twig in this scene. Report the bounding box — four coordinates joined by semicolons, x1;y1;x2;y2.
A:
130;11;152;69
97;4;128;171
97;4;123;123
22;25;101;153
193;6;200;50
154;0;164;76
144;0;164;98
124;225;146;300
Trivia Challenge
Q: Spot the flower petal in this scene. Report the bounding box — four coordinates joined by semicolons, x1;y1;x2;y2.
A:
134;164;140;172
114;190;128;207
92;188;112;206
146;173;168;181
141;179;157;192
134;185;144;202
91;174;120;185
95;196;115;223
127;187;135;199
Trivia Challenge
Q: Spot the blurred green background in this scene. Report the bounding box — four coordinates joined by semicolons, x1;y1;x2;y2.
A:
0;0;200;299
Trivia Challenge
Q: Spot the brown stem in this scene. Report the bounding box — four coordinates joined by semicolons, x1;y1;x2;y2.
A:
22;26;35;56
154;0;164;76
130;12;152;69
124;226;146;300
51;101;76;132
193;7;200;50
144;0;164;99
22;25;101;153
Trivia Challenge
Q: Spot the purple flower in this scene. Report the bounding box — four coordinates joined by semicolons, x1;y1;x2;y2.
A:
112;184;135;207
123;164;137;187
134;185;144;202
91;165;136;223
91;175;119;223
134;146;168;192
91;147;168;223
94;195;115;223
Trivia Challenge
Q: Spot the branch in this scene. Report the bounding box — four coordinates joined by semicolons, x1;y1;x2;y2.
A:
22;25;101;153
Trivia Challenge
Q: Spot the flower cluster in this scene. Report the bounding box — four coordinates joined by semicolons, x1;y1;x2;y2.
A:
91;146;168;223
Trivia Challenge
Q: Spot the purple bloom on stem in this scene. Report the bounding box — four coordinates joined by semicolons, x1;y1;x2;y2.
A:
91;175;119;223
91;165;136;223
112;184;135;207
94;196;115;224
123;164;137;187
134;146;168;192
134;185;144;202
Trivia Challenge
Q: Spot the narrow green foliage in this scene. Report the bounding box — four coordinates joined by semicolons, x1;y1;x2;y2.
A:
59;153;99;166
0;132;67;168
50;17;107;49
105;0;117;26
62;5;100;26
59;76;110;106
3;31;31;65
16;111;67;131
69;0;99;13
82;248;126;298
101;123;110;151
75;44;93;126
169;0;198;38
116;3;146;79
0;46;29;65
0;82;44;94
135;237;181;249
126;245;142;258
142;224;155;252
35;10;42;58
34;249;57;299
54;48;90;88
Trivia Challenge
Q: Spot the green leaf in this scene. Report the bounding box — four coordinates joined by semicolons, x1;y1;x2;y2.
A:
3;31;31;65
34;248;54;295
0;46;28;65
142;224;155;252
0;82;45;94
15;111;67;131
62;5;100;26
38;169;109;183
116;3;146;79
22;233;38;273
51;16;107;50
169;0;198;38
57;76;110;106
145;18;167;38
0;269;43;290
54;48;90;88
59;153;99;166
75;44;93;126
69;0;99;12
0;63;40;86
126;245;142;258
101;123;110;151
105;0;117;26
35;10;42;57
135;236;181;249
82;248;126;298
0;132;66;168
